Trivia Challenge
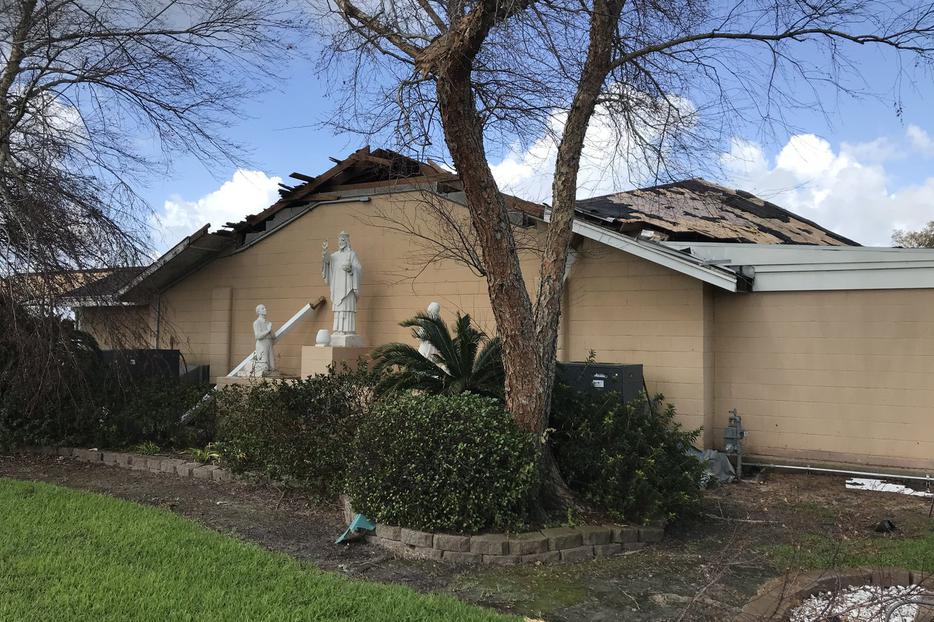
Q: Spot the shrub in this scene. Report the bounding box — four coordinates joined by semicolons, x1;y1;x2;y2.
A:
372;312;504;399
550;379;705;523
0;306;101;447
346;392;539;533
92;379;214;450
1;349;212;451
214;363;376;497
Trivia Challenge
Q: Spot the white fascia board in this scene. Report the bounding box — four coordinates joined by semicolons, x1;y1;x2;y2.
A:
755;260;934;273
750;267;934;291
664;241;934;291
664;241;934;264
571;219;739;291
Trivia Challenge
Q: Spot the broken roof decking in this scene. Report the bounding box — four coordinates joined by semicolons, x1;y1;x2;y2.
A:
576;179;859;246
68;148;460;304
230;147;457;234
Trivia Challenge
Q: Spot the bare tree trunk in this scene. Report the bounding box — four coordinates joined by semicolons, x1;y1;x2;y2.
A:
427;1;626;446
435;76;549;435
425;3;577;508
0;0;37;168
420;1;626;509
429;4;549;439
532;0;625;432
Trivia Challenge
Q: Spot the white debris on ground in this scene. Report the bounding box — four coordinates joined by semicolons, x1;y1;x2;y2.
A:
790;585;922;622
846;478;933;499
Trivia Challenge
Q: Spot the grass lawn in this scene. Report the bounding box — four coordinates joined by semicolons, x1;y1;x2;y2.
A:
0;478;515;622
770;531;934;571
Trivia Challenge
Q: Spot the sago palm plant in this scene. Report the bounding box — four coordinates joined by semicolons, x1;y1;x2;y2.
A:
372;312;504;399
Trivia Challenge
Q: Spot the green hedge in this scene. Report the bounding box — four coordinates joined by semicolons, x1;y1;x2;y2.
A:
214;363;376;497
550;381;705;523
1;354;212;451
0;301;213;450
346;392;539;533
93;380;214;449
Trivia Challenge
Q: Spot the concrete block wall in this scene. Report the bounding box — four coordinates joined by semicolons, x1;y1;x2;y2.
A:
366;523;662;565
713;289;934;471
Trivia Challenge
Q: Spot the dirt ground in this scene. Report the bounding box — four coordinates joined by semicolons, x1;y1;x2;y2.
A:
1;453;931;621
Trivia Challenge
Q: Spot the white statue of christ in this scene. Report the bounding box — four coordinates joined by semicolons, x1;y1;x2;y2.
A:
321;231;363;340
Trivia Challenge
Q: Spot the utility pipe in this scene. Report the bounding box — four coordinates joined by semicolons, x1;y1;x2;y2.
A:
745;462;933;485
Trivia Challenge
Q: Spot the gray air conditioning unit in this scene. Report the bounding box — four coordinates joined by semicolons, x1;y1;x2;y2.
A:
557;362;645;403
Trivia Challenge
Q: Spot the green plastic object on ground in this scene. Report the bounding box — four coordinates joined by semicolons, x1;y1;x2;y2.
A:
335;513;376;544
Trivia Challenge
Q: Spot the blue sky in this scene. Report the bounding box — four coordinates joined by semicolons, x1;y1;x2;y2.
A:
145;38;934;253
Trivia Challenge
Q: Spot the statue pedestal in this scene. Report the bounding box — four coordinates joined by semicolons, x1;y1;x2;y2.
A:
301;345;374;377
329;332;366;348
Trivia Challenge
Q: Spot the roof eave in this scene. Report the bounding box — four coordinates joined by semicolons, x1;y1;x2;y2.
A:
663;241;934;291
560;214;740;291
66;297;148;308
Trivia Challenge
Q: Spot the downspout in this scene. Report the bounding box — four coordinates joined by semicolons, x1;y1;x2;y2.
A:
559;247;579;361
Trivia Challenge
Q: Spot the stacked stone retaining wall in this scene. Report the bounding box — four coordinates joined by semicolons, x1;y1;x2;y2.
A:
27;446;235;483
367;522;662;565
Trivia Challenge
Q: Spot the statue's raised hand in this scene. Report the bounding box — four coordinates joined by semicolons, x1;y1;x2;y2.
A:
321;240;329;256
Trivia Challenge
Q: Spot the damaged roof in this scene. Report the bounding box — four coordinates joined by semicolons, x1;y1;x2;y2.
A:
69;149;866;308
229;146;457;234
69;148;462;306
62;267;146;300
576;178;859;246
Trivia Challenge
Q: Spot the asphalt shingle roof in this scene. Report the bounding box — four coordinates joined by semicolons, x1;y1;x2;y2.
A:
576;178;858;246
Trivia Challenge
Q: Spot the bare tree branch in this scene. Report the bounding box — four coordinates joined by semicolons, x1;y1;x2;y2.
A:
0;0;302;421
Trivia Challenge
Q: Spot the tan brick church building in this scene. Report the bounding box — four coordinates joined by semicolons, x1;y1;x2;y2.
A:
70;148;934;473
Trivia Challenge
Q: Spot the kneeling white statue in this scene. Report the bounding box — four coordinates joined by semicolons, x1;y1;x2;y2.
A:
248;304;277;377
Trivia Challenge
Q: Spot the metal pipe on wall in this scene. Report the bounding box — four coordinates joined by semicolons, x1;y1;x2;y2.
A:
154;293;161;348
745;461;933;485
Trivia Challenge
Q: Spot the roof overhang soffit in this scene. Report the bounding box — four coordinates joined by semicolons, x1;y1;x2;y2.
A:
80;224;234;305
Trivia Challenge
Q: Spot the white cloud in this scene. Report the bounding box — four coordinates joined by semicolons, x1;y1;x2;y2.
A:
150;169;282;255
722;131;934;246
491;93;695;203
774;134;838;180
907;125;934;154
